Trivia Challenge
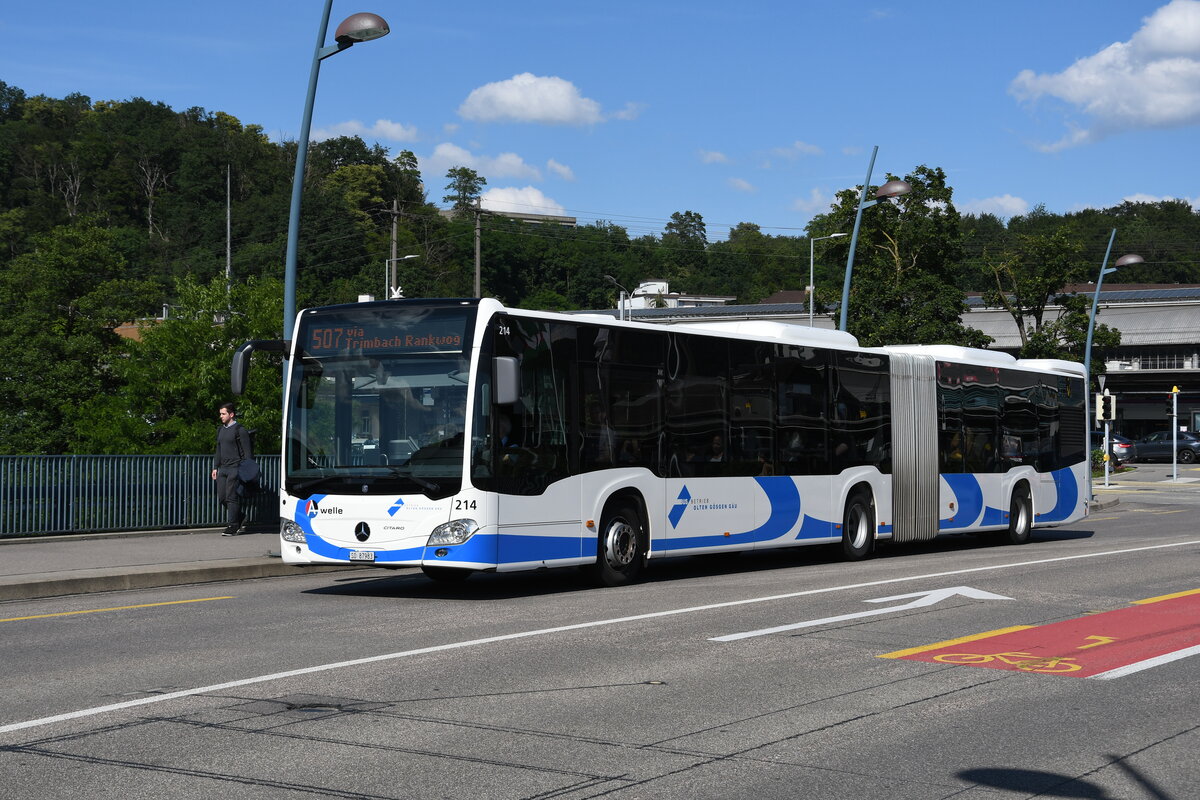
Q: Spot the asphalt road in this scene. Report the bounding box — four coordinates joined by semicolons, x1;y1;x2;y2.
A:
2;483;1198;799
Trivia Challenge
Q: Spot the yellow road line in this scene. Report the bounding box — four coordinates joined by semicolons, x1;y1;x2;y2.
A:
0;596;233;623
1133;588;1200;605
878;625;1035;659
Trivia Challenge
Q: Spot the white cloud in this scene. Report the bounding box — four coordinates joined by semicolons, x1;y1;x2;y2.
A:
1010;0;1200;148
699;149;729;164
960;194;1031;218
611;102;645;121
546;159;575;181
728;177;757;193
481;186;565;216
771;140;824;160
311;119;417;143
458;73;603;125
422;143;542;181
791;187;836;214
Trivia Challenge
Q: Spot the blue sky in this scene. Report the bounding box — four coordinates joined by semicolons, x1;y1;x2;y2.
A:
3;1;1199;241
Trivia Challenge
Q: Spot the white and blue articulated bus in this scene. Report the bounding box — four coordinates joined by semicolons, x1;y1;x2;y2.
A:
232;298;1089;585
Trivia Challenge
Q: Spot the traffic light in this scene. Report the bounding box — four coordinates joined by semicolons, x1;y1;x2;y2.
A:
1102;393;1116;422
1096;392;1116;423
1166;386;1180;417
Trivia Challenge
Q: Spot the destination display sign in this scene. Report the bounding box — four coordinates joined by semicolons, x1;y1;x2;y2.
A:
301;308;470;356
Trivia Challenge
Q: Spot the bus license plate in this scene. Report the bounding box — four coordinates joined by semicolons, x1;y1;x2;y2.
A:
349;551;375;562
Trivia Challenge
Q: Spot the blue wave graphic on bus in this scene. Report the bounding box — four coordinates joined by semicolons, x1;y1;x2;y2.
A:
660;477;800;550
306;532;424;562
1039;467;1079;522
940;475;984;529
295;494;327;535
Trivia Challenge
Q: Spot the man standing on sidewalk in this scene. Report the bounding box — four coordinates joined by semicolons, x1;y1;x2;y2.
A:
211;402;252;536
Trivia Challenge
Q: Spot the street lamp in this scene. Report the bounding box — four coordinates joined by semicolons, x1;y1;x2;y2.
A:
1084;228;1142;388
838;145;912;332
604;274;630;321
809;233;846;326
386;254;419;298
283;4;390;341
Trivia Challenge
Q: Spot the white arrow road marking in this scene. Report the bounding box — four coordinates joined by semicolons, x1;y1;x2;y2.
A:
709;585;1013;642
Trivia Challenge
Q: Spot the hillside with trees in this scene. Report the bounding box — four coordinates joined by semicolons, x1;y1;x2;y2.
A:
1;80;1197;454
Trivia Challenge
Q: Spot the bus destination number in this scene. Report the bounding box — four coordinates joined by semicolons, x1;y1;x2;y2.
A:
309;326;365;351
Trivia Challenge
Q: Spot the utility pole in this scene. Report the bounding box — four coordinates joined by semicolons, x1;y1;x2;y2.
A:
474;196;482;297
389;198;398;296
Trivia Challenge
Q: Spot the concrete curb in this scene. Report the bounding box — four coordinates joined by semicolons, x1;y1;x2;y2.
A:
0;560;369;602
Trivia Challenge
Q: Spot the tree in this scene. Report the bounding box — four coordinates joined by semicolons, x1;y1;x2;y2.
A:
72;274;284;454
443;166;485;215
660;210;707;286
981;228;1087;351
1022;293;1121;373
808;165;989;347
0;220;158;453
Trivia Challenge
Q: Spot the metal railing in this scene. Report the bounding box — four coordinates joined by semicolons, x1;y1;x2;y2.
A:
0;455;280;537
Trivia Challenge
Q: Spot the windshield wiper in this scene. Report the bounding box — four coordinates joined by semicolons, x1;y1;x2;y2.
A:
385;466;441;494
290;474;347;495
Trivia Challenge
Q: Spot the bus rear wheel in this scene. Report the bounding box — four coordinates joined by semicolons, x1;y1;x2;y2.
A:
591;501;646;587
841;490;875;561
1004;484;1032;545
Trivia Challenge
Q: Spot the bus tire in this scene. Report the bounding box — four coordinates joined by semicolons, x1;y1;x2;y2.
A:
421;565;472;582
591;501;646;587
1004;483;1032;545
841;490;875;561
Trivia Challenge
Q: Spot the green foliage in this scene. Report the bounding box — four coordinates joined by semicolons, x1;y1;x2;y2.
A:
0;220;159;453
808;165;991;348
443;166;486;214
1;79;1198;454
72;274;284;454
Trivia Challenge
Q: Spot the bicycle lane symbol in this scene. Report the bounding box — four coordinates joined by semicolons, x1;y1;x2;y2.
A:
880;589;1200;678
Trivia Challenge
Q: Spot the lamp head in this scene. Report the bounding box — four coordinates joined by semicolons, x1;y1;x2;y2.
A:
335;13;390;44
875;179;913;200
1113;254;1144;268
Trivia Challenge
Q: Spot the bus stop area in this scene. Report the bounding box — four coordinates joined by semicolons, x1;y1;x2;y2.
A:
0;467;1193;603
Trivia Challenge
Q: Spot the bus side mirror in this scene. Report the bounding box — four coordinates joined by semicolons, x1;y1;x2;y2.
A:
231;339;290;395
493;356;520;405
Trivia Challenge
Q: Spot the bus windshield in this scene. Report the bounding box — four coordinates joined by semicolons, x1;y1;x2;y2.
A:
285;302;477;498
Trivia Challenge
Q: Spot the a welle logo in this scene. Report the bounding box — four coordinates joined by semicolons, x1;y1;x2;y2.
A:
668;485;738;529
304;498;344;518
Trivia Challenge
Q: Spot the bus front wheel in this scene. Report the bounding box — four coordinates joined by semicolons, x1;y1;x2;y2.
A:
591;501;646;587
841;490;875;561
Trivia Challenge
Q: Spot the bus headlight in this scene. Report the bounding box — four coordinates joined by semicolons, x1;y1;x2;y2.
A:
428;519;478;546
280;520;307;543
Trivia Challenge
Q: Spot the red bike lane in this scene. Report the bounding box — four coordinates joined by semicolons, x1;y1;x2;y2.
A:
881;589;1200;679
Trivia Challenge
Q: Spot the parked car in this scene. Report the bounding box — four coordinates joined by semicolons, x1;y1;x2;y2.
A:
1091;432;1136;464
1132;431;1200;463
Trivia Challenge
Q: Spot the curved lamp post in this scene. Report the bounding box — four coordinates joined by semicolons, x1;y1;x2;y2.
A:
604;274;631;321
808;233;846;326
283;5;390;341
837;145;912;332
1084;228;1142;388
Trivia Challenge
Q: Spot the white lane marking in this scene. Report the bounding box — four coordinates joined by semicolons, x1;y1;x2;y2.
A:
710;586;1013;641
1088;644;1200;680
1;539;1194;735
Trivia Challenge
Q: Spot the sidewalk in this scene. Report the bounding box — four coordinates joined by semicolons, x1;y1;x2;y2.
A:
1;473;1194;603
0;528;369;602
